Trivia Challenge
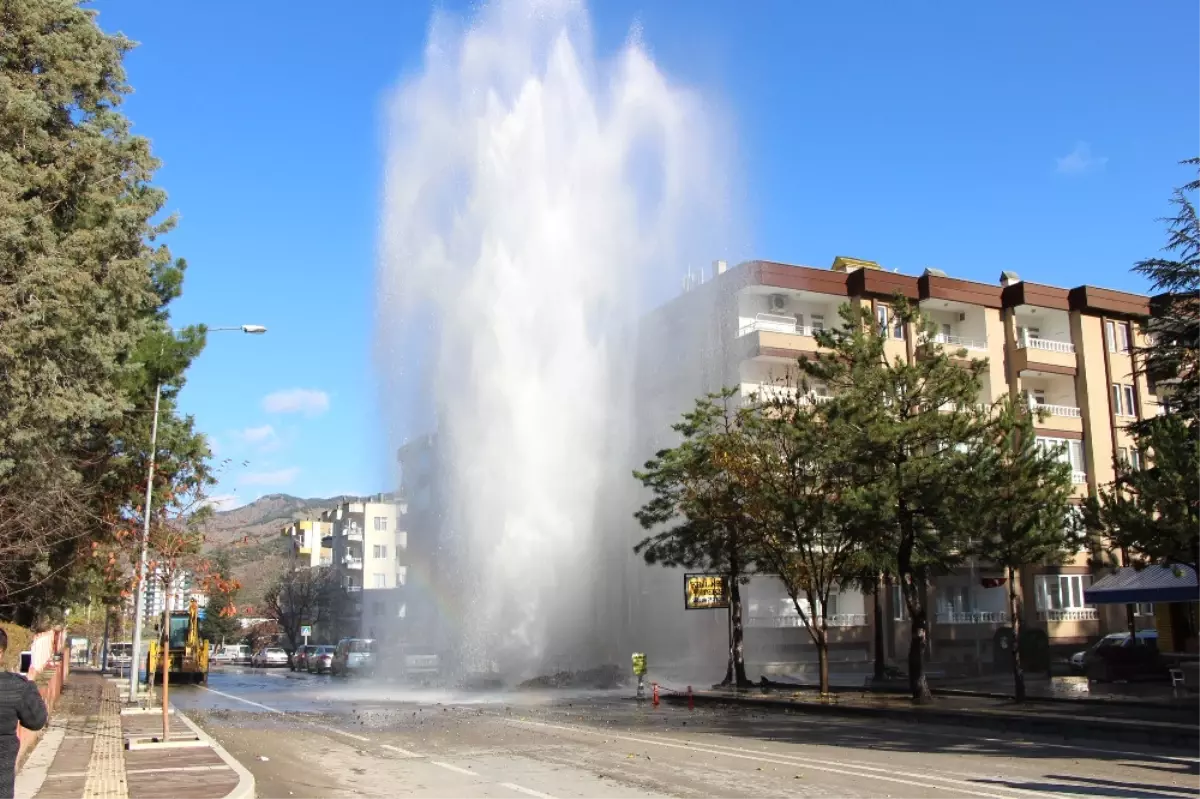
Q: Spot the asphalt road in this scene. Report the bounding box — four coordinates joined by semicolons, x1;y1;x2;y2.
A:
168;666;1199;799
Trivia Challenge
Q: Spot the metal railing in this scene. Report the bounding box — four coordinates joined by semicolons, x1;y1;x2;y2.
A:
343;556;363;569
344;585;362;593
932;333;989;351
935;610;1010;625
1037;608;1098;622
738;313;822;338
1018;333;1076;354
748;612;868;628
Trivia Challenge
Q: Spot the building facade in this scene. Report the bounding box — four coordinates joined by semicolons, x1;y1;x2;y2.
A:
633;256;1160;672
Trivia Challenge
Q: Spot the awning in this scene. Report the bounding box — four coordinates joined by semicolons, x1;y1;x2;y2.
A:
1084;565;1198;605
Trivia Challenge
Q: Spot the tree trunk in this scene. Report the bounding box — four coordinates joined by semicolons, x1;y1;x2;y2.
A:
161;585;171;742
817;625;830;695
729;573;749;687
897;504;931;703
872;578;886;681
907;607;931;703
1008;566;1026;702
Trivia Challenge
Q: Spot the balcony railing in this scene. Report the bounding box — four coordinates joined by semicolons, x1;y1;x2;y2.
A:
1036;403;1081;418
344;585;362;593
317;558;332;567
933;333;989;351
344;528;363;541
343;556;363;570
738;313;821;338
1037;608;1098;622
1017;334;1076;354
936;610;1010;625
1071;470;1088;484
749;613;868;628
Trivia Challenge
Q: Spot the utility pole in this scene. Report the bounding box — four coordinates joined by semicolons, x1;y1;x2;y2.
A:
128;381;161;702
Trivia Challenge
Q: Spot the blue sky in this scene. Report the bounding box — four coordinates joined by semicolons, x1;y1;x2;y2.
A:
93;1;1198;506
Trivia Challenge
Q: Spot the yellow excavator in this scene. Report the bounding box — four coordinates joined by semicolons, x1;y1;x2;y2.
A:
147;597;209;684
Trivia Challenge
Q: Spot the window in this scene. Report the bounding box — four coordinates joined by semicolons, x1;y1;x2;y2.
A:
1028;389;1046;407
1112;384;1137;417
1034;574;1092;611
1128;449;1143;471
373;516;388;531
794;312;805;331
941;323;952;338
373;573;387;588
373;544;388;559
875;305;904;340
937;585;970;614
811;314;825;332
876;304;889;337
1134;603;1154;617
890;585;909;621
1117;322;1131;353
1106;320;1115;352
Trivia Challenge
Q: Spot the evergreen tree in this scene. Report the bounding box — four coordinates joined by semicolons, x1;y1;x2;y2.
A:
1136;158;1199;420
633;390;756;687
199;552;243;646
0;0;208;620
965;398;1079;701
800;299;990;702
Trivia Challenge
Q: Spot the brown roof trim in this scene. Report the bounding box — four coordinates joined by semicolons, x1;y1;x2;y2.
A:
846;267;920;300
746;260;850;296
918;274;1003;309
1002;281;1071;311
1068;286;1150;318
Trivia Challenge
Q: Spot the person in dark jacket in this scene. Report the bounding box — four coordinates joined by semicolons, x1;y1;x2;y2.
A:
0;628;48;799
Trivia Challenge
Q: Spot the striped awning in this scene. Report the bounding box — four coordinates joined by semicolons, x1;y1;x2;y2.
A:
1084;565;1198;605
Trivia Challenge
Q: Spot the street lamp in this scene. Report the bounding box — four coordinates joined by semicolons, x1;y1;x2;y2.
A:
128;324;267;701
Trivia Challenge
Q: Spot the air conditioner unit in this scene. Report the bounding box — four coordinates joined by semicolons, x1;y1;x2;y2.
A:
768;294;787;313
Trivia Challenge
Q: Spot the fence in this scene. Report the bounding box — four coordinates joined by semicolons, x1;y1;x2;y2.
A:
17;628;68;771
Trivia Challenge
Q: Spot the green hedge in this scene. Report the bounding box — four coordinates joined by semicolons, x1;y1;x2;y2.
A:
0;621;34;670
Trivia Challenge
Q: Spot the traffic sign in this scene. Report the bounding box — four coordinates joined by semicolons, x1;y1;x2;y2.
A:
300;625;312;637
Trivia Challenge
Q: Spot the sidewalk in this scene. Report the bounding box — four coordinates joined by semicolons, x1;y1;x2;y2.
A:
15;670;254;799
656;682;1200;750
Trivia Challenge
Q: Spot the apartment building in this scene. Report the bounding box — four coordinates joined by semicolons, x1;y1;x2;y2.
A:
282;519;333;569
633;256;1159;670
141;567;205;623
320;495;408;642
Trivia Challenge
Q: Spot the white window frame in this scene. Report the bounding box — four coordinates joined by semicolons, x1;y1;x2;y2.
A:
373;516;389;531
811;314;825;332
890;585;909;621
1034;574;1092;611
1117;322;1131;353
1105;320;1116;352
372;573;387;588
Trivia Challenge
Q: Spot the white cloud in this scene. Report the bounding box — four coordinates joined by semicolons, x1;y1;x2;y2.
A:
1056;142;1108;175
201;494;244;512
241;467;301;486
262;388;330;416
239;424;276;444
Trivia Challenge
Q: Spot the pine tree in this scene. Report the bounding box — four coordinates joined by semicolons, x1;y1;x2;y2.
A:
800;299;990;702
633;390;756;687
965;398;1078;701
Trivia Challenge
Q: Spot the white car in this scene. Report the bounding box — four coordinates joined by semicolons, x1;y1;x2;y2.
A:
252;647;289;668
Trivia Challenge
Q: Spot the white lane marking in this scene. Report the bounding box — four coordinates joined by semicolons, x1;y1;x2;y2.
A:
197;686;284;714
381;743;424;758
505;717;1052;799
430;761;479;777
330;729;370;742
500;782;556;798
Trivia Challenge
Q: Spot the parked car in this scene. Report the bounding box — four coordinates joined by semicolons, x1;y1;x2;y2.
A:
107;642;132;669
291;645;318;672
252;647;289;668
306;645;335;674
212;644;252;665
1074;630;1162;681
331;638;375;677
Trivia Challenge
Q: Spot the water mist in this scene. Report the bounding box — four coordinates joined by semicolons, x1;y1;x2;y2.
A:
377;0;730;680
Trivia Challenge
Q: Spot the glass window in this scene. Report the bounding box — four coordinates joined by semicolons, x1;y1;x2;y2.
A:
374;516;388;531
1034;574;1092;610
168;615;189;649
1122;385;1136;417
372;544;388;559
794;313;805;331
1129;449;1143;470
876;305;889;337
1105;320;1116;352
890;585;909;621
1117;322;1131;353
811;314;825;332
373;573;387;588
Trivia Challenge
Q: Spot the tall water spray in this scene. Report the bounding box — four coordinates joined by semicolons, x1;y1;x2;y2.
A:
378;0;729;679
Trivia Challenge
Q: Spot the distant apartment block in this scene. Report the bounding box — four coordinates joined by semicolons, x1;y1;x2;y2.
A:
634;256;1161;668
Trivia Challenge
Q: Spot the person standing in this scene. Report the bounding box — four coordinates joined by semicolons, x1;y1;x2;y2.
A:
0;629;48;799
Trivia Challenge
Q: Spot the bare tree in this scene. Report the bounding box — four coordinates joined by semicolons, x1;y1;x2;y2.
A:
264;568;336;656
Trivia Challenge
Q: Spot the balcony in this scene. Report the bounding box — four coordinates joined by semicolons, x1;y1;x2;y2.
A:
936;610;1009;625
737;314;824;361
1037;608;1098;622
344;528;363;542
749;612;868;628
933;333;989;352
1014;333;1077;375
1031;400;1084;434
343;556;363;570
317;558;332;567
1071;470;1088;485
344;585;362;593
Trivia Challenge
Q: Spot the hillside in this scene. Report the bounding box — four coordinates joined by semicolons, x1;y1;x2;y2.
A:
202;493;343;612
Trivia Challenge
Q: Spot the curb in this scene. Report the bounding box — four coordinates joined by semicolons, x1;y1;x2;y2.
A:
762;678;1191;708
175;710;257;799
661;690;1199;750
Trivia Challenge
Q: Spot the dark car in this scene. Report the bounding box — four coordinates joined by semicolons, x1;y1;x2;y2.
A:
306;645;335;674
291;645;318;672
1083;630;1164;682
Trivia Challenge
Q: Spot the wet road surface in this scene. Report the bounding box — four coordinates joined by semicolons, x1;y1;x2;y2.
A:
169;666;1200;798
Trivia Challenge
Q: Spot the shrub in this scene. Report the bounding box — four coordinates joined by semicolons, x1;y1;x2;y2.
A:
0;622;34;671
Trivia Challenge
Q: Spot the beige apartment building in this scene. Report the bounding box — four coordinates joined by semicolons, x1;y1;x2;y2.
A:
633;256;1159;671
281;495;409;643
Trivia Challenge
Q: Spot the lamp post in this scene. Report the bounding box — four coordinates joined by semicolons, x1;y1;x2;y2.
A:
128;324;266;701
